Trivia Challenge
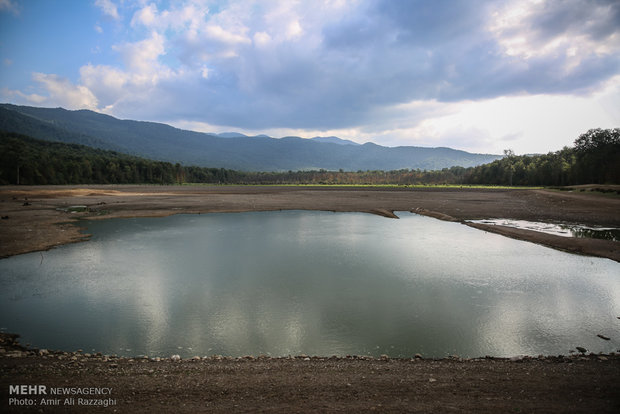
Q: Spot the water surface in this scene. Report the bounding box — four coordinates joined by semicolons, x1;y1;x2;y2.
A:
0;211;618;358
467;218;620;241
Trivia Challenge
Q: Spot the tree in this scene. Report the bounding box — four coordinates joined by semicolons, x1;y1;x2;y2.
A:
503;149;515;186
573;128;620;183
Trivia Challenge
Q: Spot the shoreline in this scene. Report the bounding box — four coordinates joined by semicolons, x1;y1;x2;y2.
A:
1;185;619;261
2;185;620;412
2;333;619;413
2;332;618;362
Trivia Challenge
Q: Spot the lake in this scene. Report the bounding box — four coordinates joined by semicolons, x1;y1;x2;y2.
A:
0;210;618;359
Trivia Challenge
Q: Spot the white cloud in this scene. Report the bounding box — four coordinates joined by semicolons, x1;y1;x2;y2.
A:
1;87;47;105
32;73;98;109
112;31;168;79
2;74;98;111
371;76;620;154
129;1;253;62
253;31;272;48
204;24;251;45
94;0;120;20
286;20;303;39
130;1;210;33
79;64;129;107
488;0;620;61
200;66;210;79
261;1;312;43
131;2;158;27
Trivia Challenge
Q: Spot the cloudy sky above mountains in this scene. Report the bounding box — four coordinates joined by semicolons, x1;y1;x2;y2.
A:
1;0;619;154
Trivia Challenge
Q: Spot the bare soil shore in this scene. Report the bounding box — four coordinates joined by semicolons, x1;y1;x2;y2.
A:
1;185;620;413
1;185;619;261
1;333;619;413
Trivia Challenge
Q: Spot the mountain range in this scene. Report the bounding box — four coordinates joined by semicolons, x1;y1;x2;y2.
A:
0;104;501;171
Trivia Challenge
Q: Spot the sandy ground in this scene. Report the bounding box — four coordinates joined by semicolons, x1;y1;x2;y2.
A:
1;185;619;261
1;185;620;413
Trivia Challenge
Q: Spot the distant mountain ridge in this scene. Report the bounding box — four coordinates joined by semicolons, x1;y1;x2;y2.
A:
0;104;501;171
310;136;360;146
215;132;358;146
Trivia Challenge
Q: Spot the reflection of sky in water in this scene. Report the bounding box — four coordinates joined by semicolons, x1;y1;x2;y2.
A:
0;211;619;358
468;218;620;241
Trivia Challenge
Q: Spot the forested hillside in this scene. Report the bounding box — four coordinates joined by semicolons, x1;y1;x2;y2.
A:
1;129;618;186
0;104;500;171
0;133;234;185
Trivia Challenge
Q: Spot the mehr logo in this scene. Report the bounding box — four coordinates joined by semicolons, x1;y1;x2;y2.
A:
8;385;117;408
9;385;47;395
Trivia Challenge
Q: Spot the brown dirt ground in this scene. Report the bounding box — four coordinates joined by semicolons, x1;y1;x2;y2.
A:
1;334;620;414
1;185;620;413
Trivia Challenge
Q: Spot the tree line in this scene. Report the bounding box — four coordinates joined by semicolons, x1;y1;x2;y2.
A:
1;129;618;186
461;128;619;186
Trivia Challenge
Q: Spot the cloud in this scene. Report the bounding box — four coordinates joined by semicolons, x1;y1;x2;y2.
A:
121;1;620;135
132;0;617;133
204;24;251;46
130;2;158;28
489;0;620;58
112;31;167;76
31;72;98;109
483;0;620;96
318;0;620;104
372;75;620;154
4;0;619;154
78;30;180;115
0;0;19;14
253;31;271;48
130;1;209;32
1;87;47;105
94;0;120;20
79;64;129;108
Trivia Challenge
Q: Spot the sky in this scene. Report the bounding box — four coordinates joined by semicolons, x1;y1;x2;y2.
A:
1;0;619;155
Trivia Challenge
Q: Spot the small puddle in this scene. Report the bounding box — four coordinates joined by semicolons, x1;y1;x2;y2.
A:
467;219;620;241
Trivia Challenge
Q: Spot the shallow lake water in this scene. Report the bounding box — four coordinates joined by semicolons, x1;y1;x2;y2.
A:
467;218;620;241
1;211;619;358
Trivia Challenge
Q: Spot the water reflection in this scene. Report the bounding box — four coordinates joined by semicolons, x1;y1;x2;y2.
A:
468;218;620;241
0;211;618;358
